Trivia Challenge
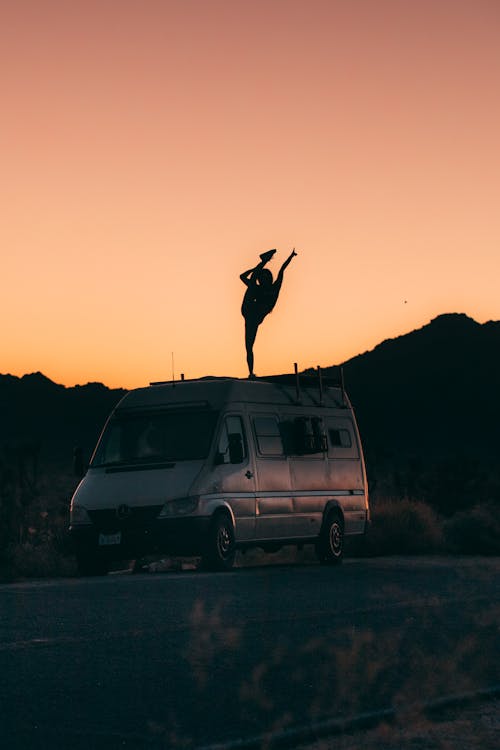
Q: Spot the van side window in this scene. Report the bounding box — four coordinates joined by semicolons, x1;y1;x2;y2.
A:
253;416;284;456
281;416;325;455
326;418;359;458
329;428;352;448
216;415;247;464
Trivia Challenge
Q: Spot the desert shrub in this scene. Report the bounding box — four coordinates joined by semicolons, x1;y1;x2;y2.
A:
443;504;500;555
0;466;77;581
7;542;76;579
363;498;444;556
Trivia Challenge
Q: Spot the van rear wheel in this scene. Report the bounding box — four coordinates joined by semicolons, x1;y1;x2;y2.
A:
202;513;236;571
316;513;344;565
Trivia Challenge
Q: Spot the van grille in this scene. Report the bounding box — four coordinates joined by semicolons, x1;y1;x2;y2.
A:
87;505;162;532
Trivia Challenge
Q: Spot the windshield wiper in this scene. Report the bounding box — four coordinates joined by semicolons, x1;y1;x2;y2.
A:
102;460;177;474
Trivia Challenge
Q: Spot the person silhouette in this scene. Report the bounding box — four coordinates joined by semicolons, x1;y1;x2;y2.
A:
240;248;297;378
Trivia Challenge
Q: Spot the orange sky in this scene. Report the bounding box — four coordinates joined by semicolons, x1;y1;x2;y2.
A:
2;0;500;389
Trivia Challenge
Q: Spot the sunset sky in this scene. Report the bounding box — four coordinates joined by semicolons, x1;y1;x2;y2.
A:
2;0;499;389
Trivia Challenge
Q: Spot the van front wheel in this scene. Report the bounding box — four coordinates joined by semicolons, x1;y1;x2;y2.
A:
316;514;344;565
202;513;236;571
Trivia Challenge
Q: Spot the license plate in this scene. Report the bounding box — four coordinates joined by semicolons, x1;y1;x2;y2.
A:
98;532;122;546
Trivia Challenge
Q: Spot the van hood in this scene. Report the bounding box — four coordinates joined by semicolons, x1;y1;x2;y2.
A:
72;461;204;511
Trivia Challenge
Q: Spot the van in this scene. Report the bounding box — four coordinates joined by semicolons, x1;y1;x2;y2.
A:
69;371;369;574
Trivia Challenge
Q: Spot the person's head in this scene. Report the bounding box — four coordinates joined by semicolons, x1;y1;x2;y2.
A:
257;268;273;287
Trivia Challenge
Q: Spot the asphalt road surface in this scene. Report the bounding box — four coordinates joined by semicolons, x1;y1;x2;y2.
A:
1;557;499;749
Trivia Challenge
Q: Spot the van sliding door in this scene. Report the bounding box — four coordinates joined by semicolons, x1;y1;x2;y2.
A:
252;415;293;540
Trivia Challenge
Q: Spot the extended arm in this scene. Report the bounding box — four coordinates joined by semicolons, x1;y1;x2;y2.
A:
275;248;297;286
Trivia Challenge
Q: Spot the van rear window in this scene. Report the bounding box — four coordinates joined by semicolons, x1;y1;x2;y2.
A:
329;428;352;448
325;418;359;458
91;410;218;467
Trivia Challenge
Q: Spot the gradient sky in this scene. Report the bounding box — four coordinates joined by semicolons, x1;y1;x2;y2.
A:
2;0;500;389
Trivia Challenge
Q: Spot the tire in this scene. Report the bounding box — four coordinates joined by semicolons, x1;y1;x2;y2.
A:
316;513;344;565
75;547;109;576
202;513;236;571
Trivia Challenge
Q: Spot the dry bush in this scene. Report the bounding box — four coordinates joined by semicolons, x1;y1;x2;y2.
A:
363;498;444;556
443;504;500;555
0;469;77;581
8;541;76;579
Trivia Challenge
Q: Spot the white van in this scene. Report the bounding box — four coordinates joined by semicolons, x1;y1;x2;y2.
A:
69;372;369;574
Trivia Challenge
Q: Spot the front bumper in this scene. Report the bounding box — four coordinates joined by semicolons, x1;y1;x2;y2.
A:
70;510;211;558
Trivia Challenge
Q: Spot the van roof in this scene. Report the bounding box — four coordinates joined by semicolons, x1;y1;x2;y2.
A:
117;374;349;412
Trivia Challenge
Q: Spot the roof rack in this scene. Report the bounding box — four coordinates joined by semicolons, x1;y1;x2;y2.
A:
262;364;346;405
149;365;347;406
263;366;343;389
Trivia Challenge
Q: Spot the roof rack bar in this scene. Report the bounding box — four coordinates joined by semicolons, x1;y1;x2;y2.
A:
340;366;346;405
294;362;301;403
317;365;324;405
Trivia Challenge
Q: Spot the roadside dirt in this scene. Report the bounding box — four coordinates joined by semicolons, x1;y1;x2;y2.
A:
298;697;500;750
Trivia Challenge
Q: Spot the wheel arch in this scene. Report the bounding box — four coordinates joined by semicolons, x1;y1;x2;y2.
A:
205;499;236;529
320;499;345;534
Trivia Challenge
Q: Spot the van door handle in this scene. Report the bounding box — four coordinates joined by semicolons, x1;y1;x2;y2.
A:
245;470;254;479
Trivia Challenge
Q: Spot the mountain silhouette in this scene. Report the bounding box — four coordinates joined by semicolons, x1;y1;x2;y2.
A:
0;372;126;470
328;313;500;461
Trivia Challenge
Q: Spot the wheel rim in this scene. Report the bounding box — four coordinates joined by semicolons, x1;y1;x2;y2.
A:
217;524;232;558
329;521;342;556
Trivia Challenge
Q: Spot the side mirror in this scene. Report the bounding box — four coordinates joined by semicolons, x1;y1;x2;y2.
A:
214;451;225;466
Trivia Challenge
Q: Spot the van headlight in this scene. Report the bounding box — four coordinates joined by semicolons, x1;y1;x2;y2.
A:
70;503;92;526
158;497;199;517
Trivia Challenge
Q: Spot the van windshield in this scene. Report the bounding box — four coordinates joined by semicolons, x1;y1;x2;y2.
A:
91;409;219;467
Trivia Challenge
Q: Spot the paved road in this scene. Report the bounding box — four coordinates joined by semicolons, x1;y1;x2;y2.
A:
1;557;499;749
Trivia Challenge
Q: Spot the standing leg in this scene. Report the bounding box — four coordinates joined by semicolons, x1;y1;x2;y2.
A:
244;317;259;378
